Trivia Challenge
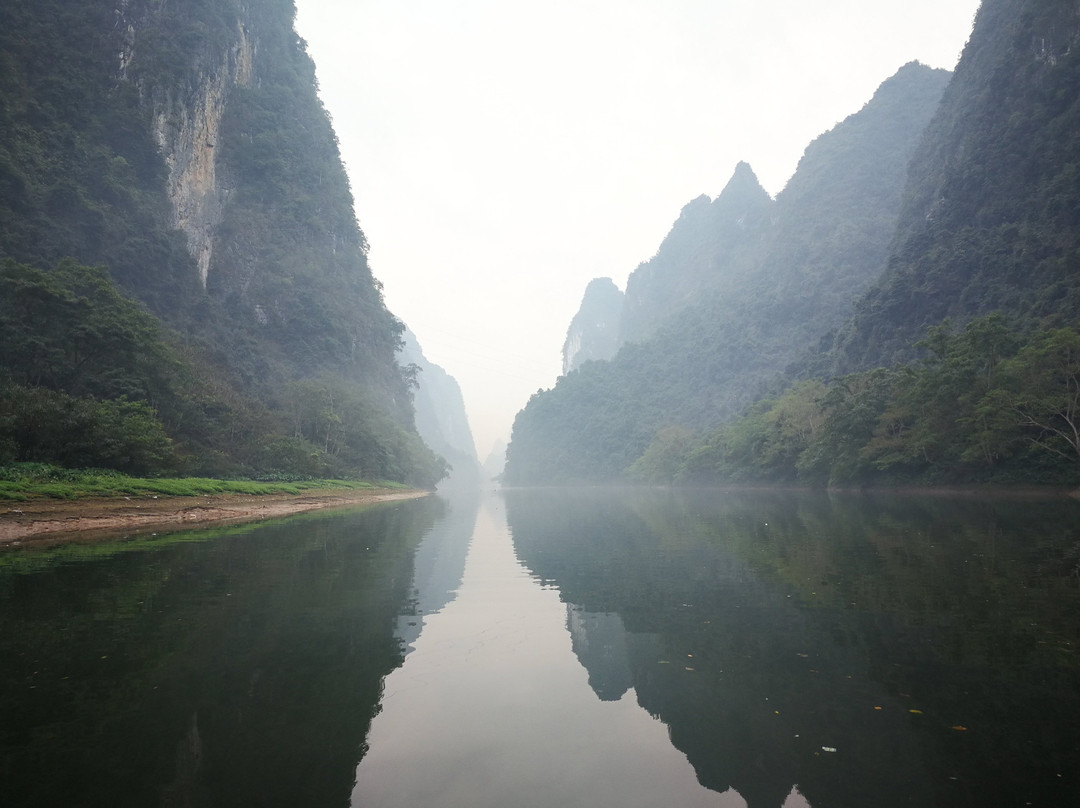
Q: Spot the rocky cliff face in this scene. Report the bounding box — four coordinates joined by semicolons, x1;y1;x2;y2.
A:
399;329;481;487
112;1;256;288
619;162;774;346
507;63;952;484
562;277;624;374
148;20;254;287
0;0;439;482
836;0;1080;370
119;0;408;411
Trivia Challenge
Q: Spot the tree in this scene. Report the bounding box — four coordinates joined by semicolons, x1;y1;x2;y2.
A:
0;258;171;400
999;328;1080;463
627;426;696;484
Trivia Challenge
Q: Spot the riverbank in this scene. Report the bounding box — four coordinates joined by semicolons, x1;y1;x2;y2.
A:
0;488;430;549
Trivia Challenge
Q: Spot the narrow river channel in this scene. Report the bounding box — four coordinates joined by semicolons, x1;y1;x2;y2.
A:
352;495;752;807
2;487;1079;807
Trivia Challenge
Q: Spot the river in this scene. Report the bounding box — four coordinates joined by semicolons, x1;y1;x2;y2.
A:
2;488;1078;807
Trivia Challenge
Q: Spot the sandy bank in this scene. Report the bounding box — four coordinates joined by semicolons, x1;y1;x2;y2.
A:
0;488;430;549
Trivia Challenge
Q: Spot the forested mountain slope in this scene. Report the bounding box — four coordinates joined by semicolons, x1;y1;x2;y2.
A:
0;0;445;485
398;330;481;488
514;0;1080;490
618;161;774;346
505;63;950;484
835;0;1080;370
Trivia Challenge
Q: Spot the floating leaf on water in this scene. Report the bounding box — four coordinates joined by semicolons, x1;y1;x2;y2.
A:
951;725;968;731
822;746;837;753
874;706;882;711
909;709;923;715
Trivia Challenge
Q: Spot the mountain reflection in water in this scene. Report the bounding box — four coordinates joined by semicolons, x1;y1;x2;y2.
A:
0;498;445;808
4;488;1078;807
503;488;1080;808
351;494;742;807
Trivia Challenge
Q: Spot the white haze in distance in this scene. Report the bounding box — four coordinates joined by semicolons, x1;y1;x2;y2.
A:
293;0;981;461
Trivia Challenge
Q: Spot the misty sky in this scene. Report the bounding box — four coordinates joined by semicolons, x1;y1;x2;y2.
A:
293;0;981;461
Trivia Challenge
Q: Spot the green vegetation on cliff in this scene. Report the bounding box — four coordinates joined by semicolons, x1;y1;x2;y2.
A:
835;0;1080;370
644;316;1080;487
506;63;951;485
508;0;1080;489
0;0;446;487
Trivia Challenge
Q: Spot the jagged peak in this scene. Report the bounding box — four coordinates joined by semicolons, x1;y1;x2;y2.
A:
866;60;951;106
562;276;625;374
715;161;773;207
722;160;766;194
677;193;713;217
582;276;623;297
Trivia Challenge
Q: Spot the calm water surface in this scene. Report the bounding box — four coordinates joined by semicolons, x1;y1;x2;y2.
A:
2;488;1079;807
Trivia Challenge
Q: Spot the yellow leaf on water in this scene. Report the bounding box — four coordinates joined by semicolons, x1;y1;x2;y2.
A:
909;709;923;715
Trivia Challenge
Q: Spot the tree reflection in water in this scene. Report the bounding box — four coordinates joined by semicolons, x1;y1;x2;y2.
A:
506;488;1080;808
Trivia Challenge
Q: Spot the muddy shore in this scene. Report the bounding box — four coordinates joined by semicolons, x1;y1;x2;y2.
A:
0;488;430;549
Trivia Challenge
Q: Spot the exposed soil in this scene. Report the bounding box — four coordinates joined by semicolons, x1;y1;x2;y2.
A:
0;488;429;550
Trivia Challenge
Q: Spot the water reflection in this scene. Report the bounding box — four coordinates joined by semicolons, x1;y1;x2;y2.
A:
4;488;1078;807
504;488;1080;808
0;498;443;808
395;491;480;653
351;495;733;808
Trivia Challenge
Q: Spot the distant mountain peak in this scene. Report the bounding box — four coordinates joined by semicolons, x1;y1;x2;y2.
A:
562;277;625;374
720;161;769;201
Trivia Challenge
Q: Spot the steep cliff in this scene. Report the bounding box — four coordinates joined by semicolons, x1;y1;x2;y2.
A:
134;6;256;287
0;0;443;484
398;329;481;487
836;0;1080;370
619;162;774;346
562;277;624;374
506;63;951;484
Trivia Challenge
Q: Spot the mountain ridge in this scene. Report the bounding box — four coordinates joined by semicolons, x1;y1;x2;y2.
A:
0;0;450;486
507;62;952;484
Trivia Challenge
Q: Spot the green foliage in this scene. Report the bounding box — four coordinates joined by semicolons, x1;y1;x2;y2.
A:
796;368;907;485
506;65;950;485
836;0;1080;370
279;378;447;489
996;328;1080;463
0;384;176;475
0;2;446;488
0;1;201;314
0;462;384;502
668;318;1080;488
0;258;172;400
626;426;696;485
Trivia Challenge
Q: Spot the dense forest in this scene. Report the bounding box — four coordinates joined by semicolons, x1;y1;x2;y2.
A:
505;0;1080;489
0;0;446;487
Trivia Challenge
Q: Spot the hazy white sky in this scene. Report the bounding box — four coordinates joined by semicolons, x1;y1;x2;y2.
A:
293;0;981;461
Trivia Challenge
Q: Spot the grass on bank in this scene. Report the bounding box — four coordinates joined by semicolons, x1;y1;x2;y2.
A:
0;463;410;502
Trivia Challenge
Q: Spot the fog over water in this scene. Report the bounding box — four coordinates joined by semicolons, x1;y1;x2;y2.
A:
3;490;1078;805
293;0;981;457
352;497;735;807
